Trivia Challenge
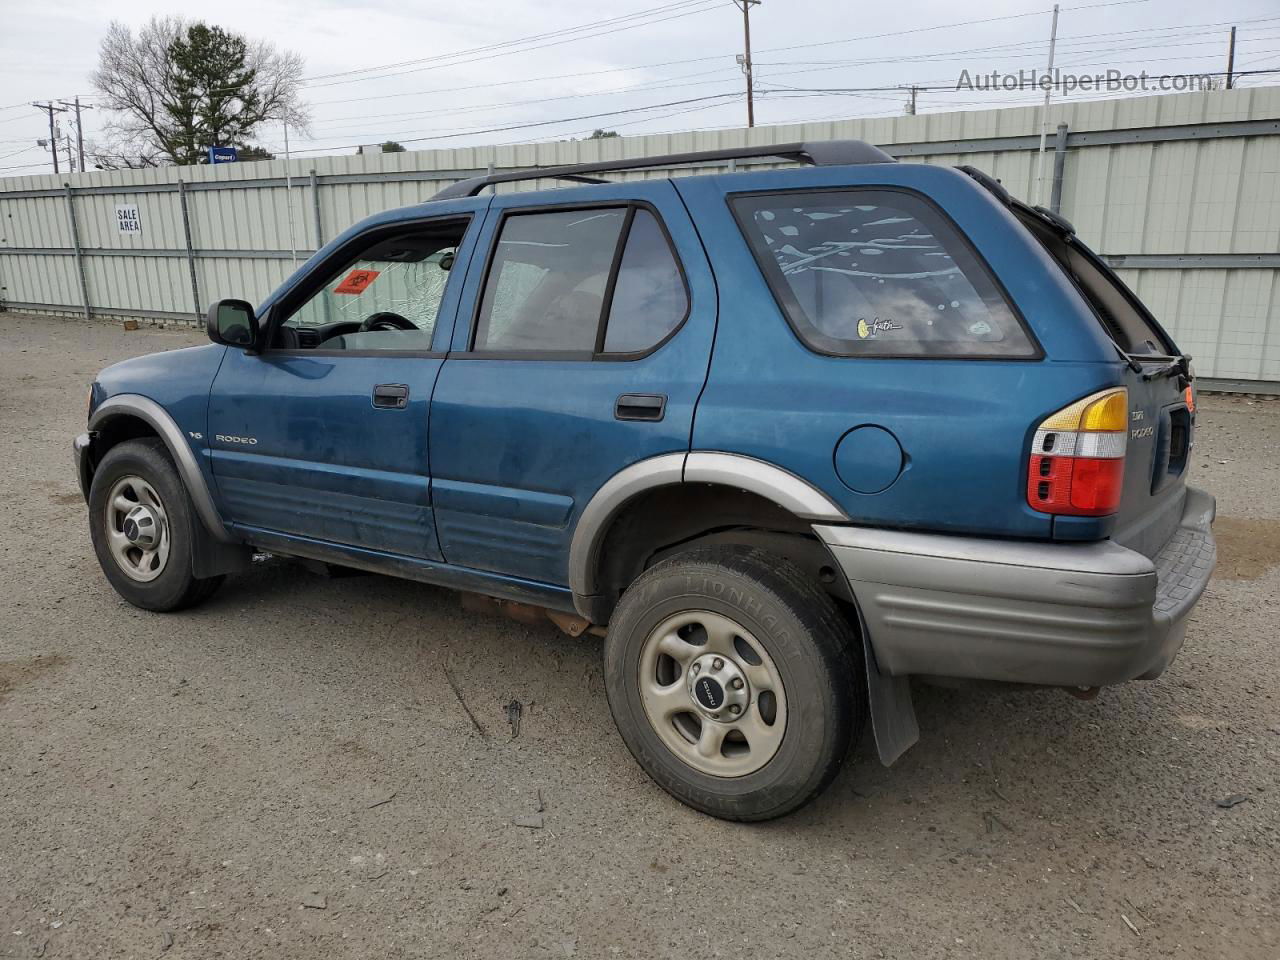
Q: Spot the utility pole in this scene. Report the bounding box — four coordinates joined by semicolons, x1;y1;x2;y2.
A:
1034;3;1061;207
1226;26;1237;89
904;85;920;115
58;97;93;173
734;0;760;128
32;101;66;174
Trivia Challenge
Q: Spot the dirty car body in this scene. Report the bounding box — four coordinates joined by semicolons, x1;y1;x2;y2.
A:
74;141;1216;820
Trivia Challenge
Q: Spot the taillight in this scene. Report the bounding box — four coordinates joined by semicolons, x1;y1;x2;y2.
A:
1026;388;1127;517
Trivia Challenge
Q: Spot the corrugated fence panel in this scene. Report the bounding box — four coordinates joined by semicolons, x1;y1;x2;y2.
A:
2;87;1278;385
1119;267;1280;382
83;254;190;316
75;189;185;250
0;194;72;247
196;256;296;311
2;252;80;306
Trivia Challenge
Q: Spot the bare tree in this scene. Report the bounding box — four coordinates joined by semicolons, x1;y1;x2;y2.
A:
91;16;308;167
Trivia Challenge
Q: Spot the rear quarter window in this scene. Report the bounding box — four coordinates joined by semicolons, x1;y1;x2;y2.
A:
731;189;1038;358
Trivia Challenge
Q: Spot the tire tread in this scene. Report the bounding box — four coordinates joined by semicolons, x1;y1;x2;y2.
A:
89;438;224;612
605;544;867;821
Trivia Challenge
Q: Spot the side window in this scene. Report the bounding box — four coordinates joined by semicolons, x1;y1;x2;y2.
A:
275;219;469;352
731;190;1037;358
474;209;627;352
603;209;688;354
472;205;690;357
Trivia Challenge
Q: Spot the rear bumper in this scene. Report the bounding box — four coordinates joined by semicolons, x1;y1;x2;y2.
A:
815;486;1216;688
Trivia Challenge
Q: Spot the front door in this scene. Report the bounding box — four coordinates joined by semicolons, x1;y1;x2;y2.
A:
207;200;486;560
428;181;717;584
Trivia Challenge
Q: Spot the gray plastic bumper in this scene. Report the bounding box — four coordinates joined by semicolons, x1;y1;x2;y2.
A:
815;487;1216;688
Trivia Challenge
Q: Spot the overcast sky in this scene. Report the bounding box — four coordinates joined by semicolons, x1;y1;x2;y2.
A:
2;0;1277;174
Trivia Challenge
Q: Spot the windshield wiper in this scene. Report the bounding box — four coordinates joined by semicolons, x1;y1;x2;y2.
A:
1140;353;1192;384
1113;343;1143;374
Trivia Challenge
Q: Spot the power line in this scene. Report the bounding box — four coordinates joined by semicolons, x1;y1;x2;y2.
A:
291;11;1280;128
0;159;56;172
280;92;745;155
9;1;1276;169
0;145;40;163
298;0;1155;93
124;2;729;104
304;1;726;89
742;1;1141;62
754;21;1280;71
294;41;1279;150
302;0;719;83
305;67;742;129
129;7;1280;128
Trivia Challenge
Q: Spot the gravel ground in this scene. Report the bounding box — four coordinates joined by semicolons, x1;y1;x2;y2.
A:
1;312;1277;960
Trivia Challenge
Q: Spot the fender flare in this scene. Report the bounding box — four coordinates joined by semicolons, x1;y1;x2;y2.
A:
88;394;236;543
568;451;848;603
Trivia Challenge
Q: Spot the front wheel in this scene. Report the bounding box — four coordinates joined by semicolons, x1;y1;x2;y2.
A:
603;546;865;821
88;438;224;612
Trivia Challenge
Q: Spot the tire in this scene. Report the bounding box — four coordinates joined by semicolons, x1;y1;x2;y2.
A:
603;545;865;821
88;438;224;612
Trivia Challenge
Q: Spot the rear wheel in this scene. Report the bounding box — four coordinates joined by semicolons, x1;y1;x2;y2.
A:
88;438;224;612
603;546;864;821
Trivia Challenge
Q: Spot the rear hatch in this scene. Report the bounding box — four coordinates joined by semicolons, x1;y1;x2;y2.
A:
1013;203;1194;558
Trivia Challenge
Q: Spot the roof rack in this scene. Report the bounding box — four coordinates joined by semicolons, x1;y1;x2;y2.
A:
430;139;895;201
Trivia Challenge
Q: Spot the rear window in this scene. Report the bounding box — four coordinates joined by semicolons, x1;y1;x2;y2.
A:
731;189;1037;358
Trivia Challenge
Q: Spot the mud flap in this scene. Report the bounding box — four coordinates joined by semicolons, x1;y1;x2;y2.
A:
190;520;253;578
863;634;919;766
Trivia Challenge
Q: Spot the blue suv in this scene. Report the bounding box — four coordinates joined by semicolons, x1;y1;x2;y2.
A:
74;141;1216;820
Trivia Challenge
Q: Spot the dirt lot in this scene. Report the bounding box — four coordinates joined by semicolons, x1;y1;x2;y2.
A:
1;311;1277;959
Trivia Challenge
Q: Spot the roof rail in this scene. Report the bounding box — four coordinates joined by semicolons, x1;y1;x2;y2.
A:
430;139;896;200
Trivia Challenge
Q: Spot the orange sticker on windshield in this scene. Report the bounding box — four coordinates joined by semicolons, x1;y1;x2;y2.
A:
334;269;380;295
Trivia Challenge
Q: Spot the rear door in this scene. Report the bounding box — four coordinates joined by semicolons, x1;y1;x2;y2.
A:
427;181;716;584
1015;207;1194;554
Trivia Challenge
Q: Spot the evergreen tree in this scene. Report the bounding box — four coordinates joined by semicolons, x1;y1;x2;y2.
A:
92;17;307;167
167;25;264;164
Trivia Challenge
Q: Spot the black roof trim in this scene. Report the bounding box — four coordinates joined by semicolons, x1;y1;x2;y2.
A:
957;164;1078;236
956;164;1010;206
430;140;896;200
1019;201;1077;237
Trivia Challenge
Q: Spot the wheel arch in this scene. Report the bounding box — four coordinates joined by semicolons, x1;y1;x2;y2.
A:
573;456;920;770
88;395;235;544
569;452;850;623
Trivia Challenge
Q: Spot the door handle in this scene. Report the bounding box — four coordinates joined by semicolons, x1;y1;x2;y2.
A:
615;393;667;422
372;383;409;409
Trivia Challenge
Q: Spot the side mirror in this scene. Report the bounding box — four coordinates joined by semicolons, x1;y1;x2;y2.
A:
206;299;259;348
